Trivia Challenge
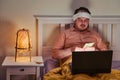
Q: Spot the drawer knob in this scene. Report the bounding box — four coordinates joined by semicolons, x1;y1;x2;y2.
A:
20;69;24;71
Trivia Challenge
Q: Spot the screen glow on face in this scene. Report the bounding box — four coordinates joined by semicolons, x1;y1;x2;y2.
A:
75;17;89;31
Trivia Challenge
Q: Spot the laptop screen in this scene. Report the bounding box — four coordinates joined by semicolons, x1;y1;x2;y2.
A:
72;50;113;74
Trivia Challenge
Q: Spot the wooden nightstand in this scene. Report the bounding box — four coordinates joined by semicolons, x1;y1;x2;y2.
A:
2;56;44;80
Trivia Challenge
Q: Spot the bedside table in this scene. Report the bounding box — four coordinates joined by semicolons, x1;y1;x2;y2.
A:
2;56;44;80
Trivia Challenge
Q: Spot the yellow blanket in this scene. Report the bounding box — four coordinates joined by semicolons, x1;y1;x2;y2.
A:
44;56;120;80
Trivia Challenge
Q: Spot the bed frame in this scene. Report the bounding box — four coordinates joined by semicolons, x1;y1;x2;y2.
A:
34;15;120;61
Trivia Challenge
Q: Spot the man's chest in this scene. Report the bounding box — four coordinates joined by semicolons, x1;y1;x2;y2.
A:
64;32;97;48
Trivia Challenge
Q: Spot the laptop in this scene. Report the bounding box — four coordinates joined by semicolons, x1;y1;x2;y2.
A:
72;50;113;74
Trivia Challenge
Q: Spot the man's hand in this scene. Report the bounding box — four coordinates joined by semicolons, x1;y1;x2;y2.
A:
74;47;95;51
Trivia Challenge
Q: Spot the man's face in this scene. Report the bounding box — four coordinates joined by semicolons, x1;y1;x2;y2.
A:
75;17;89;31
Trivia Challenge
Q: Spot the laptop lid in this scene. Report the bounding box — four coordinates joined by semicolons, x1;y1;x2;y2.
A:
72;50;113;74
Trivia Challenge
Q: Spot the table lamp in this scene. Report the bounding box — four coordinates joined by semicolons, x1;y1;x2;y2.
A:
15;28;32;62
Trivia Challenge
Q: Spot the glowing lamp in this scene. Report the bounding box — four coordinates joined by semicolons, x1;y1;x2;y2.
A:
15;29;32;62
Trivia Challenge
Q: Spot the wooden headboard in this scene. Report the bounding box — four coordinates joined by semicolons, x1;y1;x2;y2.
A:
34;15;120;61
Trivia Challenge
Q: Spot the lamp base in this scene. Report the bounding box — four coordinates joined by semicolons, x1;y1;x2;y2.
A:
15;57;31;62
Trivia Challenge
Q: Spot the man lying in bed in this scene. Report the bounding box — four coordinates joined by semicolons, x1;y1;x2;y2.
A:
44;7;120;80
45;6;107;72
52;6;107;68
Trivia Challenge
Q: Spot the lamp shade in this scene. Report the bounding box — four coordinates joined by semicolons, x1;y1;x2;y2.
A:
16;29;32;52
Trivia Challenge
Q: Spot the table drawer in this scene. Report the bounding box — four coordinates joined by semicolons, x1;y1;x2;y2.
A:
7;67;36;75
